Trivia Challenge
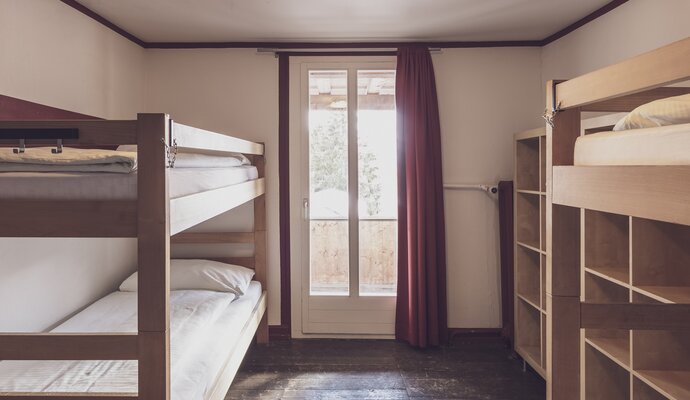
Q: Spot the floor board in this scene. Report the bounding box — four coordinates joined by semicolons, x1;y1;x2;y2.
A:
226;337;545;399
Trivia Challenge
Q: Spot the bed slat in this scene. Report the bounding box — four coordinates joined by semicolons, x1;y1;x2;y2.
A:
0;333;138;360
0;200;137;237
171;232;254;244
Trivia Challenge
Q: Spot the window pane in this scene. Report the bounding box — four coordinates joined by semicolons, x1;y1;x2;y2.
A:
308;70;349;296
357;70;397;296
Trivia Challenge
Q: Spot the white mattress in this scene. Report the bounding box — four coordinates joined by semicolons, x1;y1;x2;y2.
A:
0;166;258;200
574;122;690;166
0;282;262;400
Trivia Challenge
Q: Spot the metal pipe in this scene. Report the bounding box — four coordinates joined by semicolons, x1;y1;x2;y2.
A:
444;183;498;194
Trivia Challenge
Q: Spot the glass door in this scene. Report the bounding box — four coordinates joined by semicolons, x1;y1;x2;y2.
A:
301;63;398;335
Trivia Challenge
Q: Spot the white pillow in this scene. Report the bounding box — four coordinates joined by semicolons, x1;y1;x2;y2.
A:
614;93;690;131
116;145;250;167
119;259;254;295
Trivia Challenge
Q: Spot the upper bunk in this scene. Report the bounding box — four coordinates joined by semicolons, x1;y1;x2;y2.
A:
0;113;265;237
546;36;690;226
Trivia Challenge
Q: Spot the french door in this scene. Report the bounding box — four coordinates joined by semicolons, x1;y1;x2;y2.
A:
300;61;398;335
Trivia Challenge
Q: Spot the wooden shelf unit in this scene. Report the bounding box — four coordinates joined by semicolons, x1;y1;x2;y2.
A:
580;211;690;400
514;127;547;379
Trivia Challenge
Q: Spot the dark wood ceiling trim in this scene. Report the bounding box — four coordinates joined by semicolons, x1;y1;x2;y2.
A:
59;0;146;47
145;40;543;49
540;0;629;45
58;0;629;50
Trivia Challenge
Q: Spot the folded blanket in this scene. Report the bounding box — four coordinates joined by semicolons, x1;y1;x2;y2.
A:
0;147;137;173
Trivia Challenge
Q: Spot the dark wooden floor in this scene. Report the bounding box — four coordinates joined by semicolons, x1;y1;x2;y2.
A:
226;337;545;399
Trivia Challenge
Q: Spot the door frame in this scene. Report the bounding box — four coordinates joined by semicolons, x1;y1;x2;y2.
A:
288;55;397;339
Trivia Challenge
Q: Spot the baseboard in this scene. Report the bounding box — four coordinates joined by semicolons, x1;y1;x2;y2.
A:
448;328;503;339
269;324;291;340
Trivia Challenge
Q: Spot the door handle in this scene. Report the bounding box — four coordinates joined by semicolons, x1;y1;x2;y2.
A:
303;198;309;220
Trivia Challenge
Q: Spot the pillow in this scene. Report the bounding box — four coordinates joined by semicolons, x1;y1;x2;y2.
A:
119;259;254;295
614;93;690;131
116;145;250;167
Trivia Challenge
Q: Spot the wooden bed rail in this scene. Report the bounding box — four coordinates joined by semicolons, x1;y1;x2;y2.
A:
172;122;264;156
552;165;690;226
553;37;690;110
0;120;137;146
0;333;138;360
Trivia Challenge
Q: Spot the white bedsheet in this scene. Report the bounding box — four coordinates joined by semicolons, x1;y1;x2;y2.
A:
0;166;258;200
574;122;690;166
0;282;262;400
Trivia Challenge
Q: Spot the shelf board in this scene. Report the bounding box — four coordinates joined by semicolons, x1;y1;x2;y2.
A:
517;293;541;312
633;286;690;304
516;344;545;377
635;370;690;400
516;189;546;196
585;337;630;370
584;266;630;288
516;241;545;255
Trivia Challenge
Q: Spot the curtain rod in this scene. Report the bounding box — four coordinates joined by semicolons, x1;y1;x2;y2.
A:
257;48;442;56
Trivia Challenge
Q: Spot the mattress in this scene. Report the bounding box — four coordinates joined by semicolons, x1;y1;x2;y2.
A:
574;122;690;166
0;281;263;400
0;166;258;200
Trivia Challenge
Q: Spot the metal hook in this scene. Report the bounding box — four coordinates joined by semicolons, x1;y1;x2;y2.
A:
51;139;63;154
12;139;25;154
160;138;178;168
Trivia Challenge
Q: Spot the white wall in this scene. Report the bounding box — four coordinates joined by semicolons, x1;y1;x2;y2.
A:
434;48;543;327
5;0;688;333
0;0;143;331
542;0;690;84
0;0;146;119
143;49;281;324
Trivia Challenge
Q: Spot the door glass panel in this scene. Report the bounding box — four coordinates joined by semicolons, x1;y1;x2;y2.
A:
308;70;349;296
357;70;398;296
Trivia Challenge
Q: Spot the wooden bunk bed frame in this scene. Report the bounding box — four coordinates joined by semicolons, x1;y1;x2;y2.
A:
0;113;268;400
544;38;690;400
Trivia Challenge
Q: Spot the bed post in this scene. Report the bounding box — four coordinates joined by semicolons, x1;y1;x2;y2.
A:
137;113;172;400
545;82;581;400
253;150;269;344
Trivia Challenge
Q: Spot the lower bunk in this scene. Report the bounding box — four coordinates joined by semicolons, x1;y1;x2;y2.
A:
0;274;266;400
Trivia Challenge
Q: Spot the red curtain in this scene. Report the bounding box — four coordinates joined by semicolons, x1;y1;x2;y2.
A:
395;46;448;348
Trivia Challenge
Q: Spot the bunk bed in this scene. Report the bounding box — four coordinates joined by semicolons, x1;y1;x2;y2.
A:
543;38;690;400
0;113;268;400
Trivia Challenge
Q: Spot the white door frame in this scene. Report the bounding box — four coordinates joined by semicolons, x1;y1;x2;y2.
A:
288;55;397;339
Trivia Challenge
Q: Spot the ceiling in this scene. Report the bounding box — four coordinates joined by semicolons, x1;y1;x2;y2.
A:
75;0;614;43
